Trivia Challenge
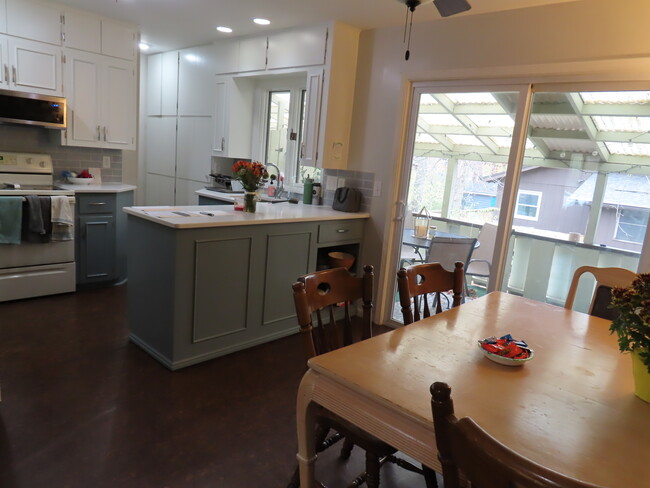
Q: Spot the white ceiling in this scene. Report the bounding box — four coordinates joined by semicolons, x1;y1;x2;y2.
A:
48;0;579;53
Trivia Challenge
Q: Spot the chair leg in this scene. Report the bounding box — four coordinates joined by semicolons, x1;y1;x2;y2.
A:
423;465;439;488
364;452;381;488
340;437;354;460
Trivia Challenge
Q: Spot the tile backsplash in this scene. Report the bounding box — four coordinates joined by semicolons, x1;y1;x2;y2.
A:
321;169;374;212
0;124;122;182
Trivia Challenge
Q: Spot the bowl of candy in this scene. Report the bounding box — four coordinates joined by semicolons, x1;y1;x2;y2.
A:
478;334;534;366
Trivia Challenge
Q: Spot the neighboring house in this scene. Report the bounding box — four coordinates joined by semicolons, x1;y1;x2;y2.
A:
467;168;648;253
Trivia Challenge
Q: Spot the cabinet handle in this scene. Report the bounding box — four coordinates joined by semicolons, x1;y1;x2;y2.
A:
89;202;107;206
96;125;101;140
221;137;225;151
300;142;305;159
103;126;107;141
336;229;349;233
3;65;7;83
12;66;16;83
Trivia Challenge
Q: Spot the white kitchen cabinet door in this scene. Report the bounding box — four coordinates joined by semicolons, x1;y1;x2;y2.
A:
145;173;175;206
63;9;101;53
102;58;136;148
161;51;179;116
63;50;101;147
0;0;7;34
6;0;61;46
267;25;327;70
176;116;213;182
0;37;8;89
145;53;162;116
145;116;177;177
178;45;215;116
238;37;267;72
214;39;238;75
8;37;62;95
300;68;323;167
101;19;136;61
212;77;254;159
174;177;204;206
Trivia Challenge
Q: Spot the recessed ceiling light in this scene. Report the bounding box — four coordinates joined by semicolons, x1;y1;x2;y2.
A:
138;42;150;51
253;18;270;25
216;26;233;33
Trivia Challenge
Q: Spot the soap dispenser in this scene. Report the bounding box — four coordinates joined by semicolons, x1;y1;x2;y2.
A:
303;177;313;204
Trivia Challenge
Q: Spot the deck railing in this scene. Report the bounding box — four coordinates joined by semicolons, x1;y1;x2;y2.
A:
424;217;641;314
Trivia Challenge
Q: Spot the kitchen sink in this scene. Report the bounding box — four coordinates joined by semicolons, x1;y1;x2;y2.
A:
259;196;290;203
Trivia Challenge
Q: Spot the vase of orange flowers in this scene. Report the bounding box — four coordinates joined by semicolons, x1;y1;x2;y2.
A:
232;161;268;213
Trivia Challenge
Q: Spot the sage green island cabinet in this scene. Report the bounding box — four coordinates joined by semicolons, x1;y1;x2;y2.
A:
123;203;368;370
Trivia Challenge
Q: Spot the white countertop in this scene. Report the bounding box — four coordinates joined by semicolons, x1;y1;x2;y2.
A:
196;188;289;203
123;203;369;229
57;183;137;193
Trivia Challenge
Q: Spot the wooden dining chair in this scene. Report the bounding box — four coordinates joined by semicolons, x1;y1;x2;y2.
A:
290;265;436;488
565;265;638;320
430;382;604;488
397;261;465;325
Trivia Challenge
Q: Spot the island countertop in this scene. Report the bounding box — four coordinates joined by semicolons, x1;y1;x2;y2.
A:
123;203;369;229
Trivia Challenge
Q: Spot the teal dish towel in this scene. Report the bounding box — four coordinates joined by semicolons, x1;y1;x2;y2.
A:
0;196;23;244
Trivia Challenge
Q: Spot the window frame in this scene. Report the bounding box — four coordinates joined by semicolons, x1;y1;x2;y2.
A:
614;207;650;244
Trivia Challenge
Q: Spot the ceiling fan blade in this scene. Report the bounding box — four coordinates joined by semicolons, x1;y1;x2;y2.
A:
433;0;471;17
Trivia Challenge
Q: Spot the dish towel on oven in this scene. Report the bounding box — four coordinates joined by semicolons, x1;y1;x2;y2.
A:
22;195;52;243
0;196;23;244
51;195;74;241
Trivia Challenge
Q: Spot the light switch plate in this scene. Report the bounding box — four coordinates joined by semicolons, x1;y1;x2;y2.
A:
88;167;102;184
338;177;346;188
102;156;111;168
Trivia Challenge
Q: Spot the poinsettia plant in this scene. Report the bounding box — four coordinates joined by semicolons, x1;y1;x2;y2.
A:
609;273;650;373
232;161;268;192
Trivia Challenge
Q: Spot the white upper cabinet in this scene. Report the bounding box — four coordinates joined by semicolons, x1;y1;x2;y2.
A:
63;49;136;149
0;37;7;89
299;68;323;167
267;25;327;70
6;36;62;95
62;9;101;53
238;36;267;73
214;39;238;75
213;76;254;159
6;0;62;45
178;45;215;116
146;51;178;116
0;0;7;34
101;19;136;61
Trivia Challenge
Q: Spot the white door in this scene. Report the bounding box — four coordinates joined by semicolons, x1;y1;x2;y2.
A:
6;0;61;46
8;37;62;95
102;58;135;149
64;50;101;147
176;116;213;182
145;53;163;116
145;116;177;177
212;79;227;155
0;0;7;34
178;45;214;116
145;173;175;206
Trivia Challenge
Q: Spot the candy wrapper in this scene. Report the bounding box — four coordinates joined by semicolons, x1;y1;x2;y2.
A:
479;334;532;360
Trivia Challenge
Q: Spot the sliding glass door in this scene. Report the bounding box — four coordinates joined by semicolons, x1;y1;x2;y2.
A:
390;83;649;323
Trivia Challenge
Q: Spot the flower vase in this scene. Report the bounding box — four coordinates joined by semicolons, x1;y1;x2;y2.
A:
244;191;258;213
631;349;650;403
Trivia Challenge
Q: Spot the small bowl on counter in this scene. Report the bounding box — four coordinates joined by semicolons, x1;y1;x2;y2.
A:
67;177;95;185
327;251;355;270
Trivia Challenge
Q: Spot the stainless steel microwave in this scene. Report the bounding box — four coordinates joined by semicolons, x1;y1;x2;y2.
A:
0;89;66;129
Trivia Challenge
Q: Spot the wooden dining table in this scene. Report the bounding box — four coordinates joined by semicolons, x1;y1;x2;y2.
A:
295;292;650;487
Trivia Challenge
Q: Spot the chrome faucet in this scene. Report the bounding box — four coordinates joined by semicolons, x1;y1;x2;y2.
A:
265;163;284;196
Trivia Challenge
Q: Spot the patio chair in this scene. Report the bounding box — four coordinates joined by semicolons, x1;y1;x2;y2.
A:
429;381;602;488
465;222;497;292
564;265;638;320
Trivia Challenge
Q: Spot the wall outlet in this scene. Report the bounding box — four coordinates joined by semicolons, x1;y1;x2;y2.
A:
325;175;338;191
373;180;382;197
102;156;111;168
338;177;346;188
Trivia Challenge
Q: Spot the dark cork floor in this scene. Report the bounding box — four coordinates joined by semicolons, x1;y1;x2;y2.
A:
0;285;431;488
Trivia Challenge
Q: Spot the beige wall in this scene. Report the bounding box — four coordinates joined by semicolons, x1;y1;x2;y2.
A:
351;0;650;320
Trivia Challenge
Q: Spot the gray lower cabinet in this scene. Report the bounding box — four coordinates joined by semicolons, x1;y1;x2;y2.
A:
76;191;134;285
126;216;365;369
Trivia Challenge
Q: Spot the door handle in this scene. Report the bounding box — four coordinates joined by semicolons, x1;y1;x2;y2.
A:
96;125;101;141
12;66;16;84
103;126;107;141
3;65;7;83
300;142;305;159
221;137;225;151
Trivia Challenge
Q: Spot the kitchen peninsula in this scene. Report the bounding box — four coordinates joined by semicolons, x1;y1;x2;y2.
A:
124;203;369;369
